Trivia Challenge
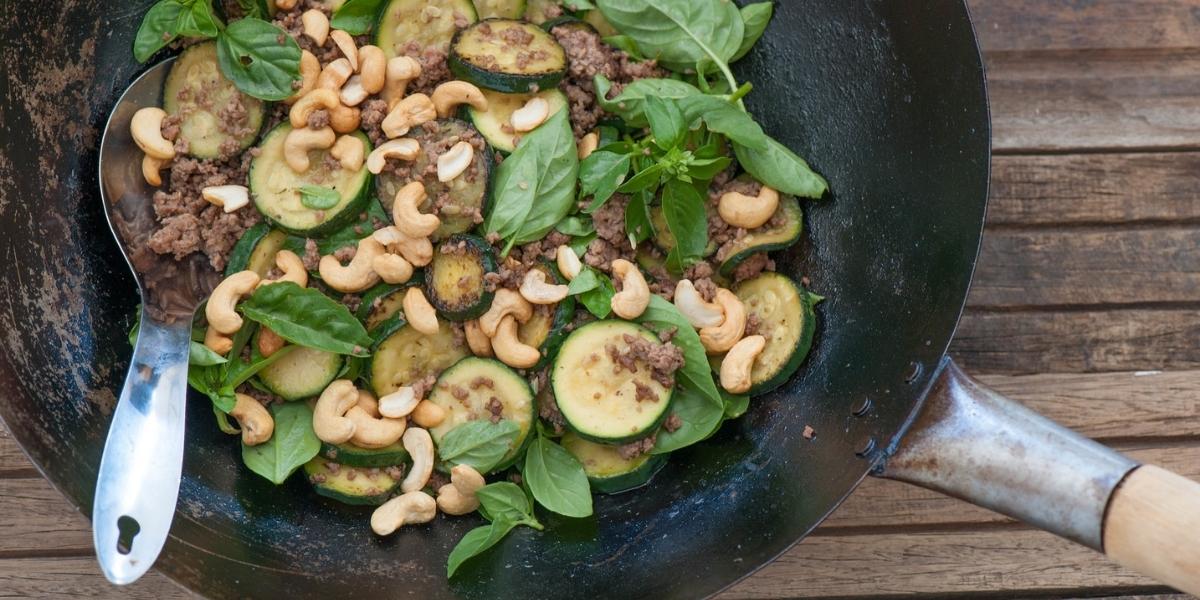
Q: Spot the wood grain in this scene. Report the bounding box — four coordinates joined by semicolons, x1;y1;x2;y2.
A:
0;557;186;599
1103;465;1200;597
0;425;31;475
970;0;1200;52
0;479;90;555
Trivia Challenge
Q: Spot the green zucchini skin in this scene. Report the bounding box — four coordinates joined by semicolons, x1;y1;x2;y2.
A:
320;441;408;468
376;0;478;57
163;42;265;159
448;19;567;93
467;88;568;153
425;234;497;321
540;15;596;34
727;272;822;395
370;321;469;397
254;335;344;401
716;194;804;278
561;432;668;494
427;357;537;472
224;222;270;277
304;456;401;505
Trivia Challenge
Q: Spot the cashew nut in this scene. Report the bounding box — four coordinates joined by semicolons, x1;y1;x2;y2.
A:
391;181;440;238
316;58;354;92
437;141;475;183
674;280;725;328
382;93;436;138
339;75;369;106
372;252;414;284
378;386;419;419
357;389;381;418
258;250;308;289
519;269;568;305
370;491;436;536
357;45;387;94
329;30;358;71
142;155;167;187
511;97;550;132
257;325;286;358
318;237;385;293
366;138;420;174
400;427;434;492
556;245;581;281
372;226;434;267
718;185;780;230
204;326;233;356
313;379;358;444
230;393;274;446
699;289;748;354
719;335;766;394
205;270;260;334
431;80;488;118
610;259;650;320
383;56;422;109
491;315;540;369
289;88;360;134
463;319;494;357
577;131;599;160
329;134;365;172
275;0;298;9
479;289;533;337
411;400;446;428
301;9;329;46
285;50;320;104
436;464;486;515
402;287;439;335
130;107;175;160
346;406;407;448
201;185;250;213
283;125;336;173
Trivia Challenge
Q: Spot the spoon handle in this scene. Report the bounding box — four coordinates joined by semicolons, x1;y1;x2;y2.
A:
92;309;191;585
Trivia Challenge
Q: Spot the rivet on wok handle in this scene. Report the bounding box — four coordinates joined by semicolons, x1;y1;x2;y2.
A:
850;397;872;417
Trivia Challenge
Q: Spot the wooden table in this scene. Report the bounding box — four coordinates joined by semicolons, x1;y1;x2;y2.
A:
3;1;1200;597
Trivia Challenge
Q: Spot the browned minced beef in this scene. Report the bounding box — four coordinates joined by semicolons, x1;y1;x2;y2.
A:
633;381;659;403
341;293;362;314
470;376;495;390
360;98;390;147
332;244;357;262
580;194;631;273
617;435;657;460
428;470;450;491
606;333;684;388
663;413;683;433
730;252;775;283
301;238;321;271
744;312;762;337
486;397;504;423
551;25;667;138
274;2;347;66
398;41;452;96
217;94;255;157
411;374;437;400
160;114;181;142
483;256;528;292
513;230;571;266
306;108;330;130
384;465;406;481
236;383;283;407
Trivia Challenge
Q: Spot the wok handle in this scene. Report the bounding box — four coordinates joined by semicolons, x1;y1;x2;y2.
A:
878;358;1200;595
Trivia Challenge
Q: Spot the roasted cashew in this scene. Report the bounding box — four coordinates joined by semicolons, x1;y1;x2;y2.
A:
437;464;486;515
719;335;766;394
346;406;407;448
283;125;336;173
290;88;360;134
202;185;251;213
339;75;369;106
463;319;494;357
382;93;436;138
718;185;780;230
479;289;533;337
365;138;420;174
491;315;540;369
301;9;329;46
285;50;320;104
318;237;385;293
431;80;488;118
674;279;725;328
357;45;387;94
204;326;233;356
383;56;422;109
370;491;436;536
378;386;420;419
372;252;414;284
313;379;358;444
411;400;446;428
329;134;365;172
391;181;440;238
142;155;167;187
316;58;354;92
402;287;439;335
357;389;381;417
275;0;298;9
610;259;649;320
230;393;274;446
372;226;434;267
577;131;599;160
437;141;475;183
510;97;550;132
130;107;175;160
206;270;260;334
400;427;434;492
556;245;581;281
256;326;286;358
329;30;358;71
258;249;308;289
699;289;748;354
519;269;568;305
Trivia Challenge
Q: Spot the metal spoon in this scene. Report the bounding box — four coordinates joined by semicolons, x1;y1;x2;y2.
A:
93;58;219;585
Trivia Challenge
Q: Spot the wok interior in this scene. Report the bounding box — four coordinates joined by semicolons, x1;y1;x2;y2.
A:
0;1;988;597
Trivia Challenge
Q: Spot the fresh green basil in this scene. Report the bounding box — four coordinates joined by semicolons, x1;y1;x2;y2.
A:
437;420;521;473
732;2;773;62
299;185;341;210
216;18;302;101
567;267;615;319
722;389;750;420
476;482;543;528
594;75;702;128
661;178;708;269
189;341;229;366
733;136;829;199
616;161;665;194
239;282;373;357
652;385;724;453
569;232;597;259
684;154;732;181
241;402;321;484
214;405;241;435
331;0;387;34
603;34;645;60
624;190;654;247
523;436;593;518
447;520;517;578
636;295;723;411
134;0;220;62
676;94;766;150
177;0;222;37
554;215;595;237
596;0;744;76
579;150;630;212
644;95;687;150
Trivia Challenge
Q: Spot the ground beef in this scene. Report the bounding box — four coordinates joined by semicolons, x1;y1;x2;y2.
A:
582;238;622;273
663;413;683;433
450;385;469;401
332;244;357;262
470;376;495;390
302;238;321;271
483;256;528;292
399;41;451;96
307;108;330;130
617;435;656;460
693;278;718;303
730;252;774;283
606;333;684;388
486;397;504;423
744;312;762;337
427;470;450;492
633;381;659;403
235;383;282;406
552;25;667;137
411;374;437;400
384;465;406;481
160;114;181;142
360;98;390;146
341;293;362;314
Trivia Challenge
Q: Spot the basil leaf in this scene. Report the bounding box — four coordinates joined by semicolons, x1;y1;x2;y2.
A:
225;345;297;388
330;0;387;34
603;34;645;60
731;1;773;62
447;520;518;578
189;364;235;412
637;295;722;410
676;94;767;150
616;162;664;194
652;385;724;453
569;232;597;259
240;282;373;356
214;405;241;435
176;0;221;38
134;0;187;62
128;310;141;347
644;96;686;150
733;136;829;199
299;185;341;209
566;266;601;295
437;420;520;473
555;215;595;237
476;482;543;528
594;75;702;128
241;402;320;484
216;18;302;101
661;179;708;262
722;389;750;420
189;341;229;366
596;0;744;73
568;267;615;319
523;436;593;518
579;150;630;212
624;190;654;247
685;155;732;181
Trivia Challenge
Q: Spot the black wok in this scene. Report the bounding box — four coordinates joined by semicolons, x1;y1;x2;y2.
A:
3;1;1199;598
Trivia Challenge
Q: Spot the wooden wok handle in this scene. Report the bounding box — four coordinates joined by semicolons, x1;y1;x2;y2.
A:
1103;465;1200;595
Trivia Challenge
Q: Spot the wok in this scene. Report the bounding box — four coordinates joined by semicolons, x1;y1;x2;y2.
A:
2;0;1199;597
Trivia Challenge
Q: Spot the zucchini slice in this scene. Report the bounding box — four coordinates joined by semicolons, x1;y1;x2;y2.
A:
163;42;265;159
370;321;469;397
304;456;401;505
426;235;497;321
377;0;478;57
320;441;408;468
580;9;619;37
650;203;718;258
375;119;491;241
256;343;344;401
523;0;559;24
473;0;525;19
224;224;290;278
427;357;536;471
561;432;668;494
357;283;410;333
716;194;804;278
467;88;568;153
517;261;576;368
541;15;596;34
551;320;674;444
449;19;567;93
249;124;373;236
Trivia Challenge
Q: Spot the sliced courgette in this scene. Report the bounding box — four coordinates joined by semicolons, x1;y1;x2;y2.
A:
467;88;568;153
523;0;559;24
517;261;575;368
427;357;536;471
580;9;619;37
357;282;412;334
376;0;478;57
249;124;373;236
561;432;668;494
426;234;497;321
449;19;567;93
541;15;596;34
551;320;674;444
320;441;408;468
255;341;344;401
163;42;265;159
650;203;718;258
716;193;803;278
224;223;290;278
474;0;525;19
304;456;401;505
370;321;469;397
375;119;491;240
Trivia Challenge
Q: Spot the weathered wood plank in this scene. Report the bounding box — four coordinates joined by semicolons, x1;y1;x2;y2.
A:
0;479;90;554
0;425;31;474
0;557;187;599
970;0;1200;52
